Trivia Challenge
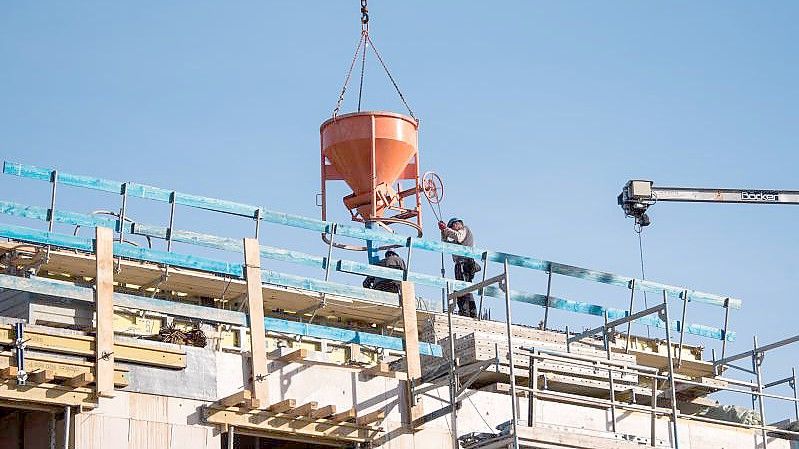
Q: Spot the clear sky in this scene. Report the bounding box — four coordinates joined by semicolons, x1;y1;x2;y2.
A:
2;2;798;415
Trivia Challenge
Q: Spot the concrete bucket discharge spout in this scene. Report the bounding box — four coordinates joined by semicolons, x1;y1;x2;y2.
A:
320;111;427;251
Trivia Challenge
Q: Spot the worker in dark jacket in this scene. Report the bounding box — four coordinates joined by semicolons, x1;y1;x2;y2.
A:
438;217;480;317
362;250;407;293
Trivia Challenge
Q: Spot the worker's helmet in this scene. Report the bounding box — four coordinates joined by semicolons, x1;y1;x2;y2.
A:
385;250;399;258
447;217;463;227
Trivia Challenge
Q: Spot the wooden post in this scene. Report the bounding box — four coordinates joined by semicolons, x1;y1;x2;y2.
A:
94;227;115;397
399;281;424;425
243;238;268;406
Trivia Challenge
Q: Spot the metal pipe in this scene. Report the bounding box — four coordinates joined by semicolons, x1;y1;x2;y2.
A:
661;291;680;449
503;259;520;449
14;322;26;386
448;274;506;299
604;311;617;433
118;183;128;239
404;237;413;281
565;325;570;353
477;252;488;320
254;208;262;239
227;425;235;449
677;290;689;367
764;376;794;389
167;191;177;252
651;378;658;447
793;368;799;421
324;223;336;281
62;406;71;449
716;334;799;368
528;352;537;427
752;336;768;448
626;279;636;353
569;303;665;344
445;283;459;449
48;170;58;232
720;298;731;362
543;269;552;330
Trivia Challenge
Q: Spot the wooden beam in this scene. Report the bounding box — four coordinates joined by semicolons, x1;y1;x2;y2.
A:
266;398;296;413
364;363;394;378
330;407;356;423
270;348;308;363
355;409;385;426
244;238;268;407
399;281;424;426
94;226;115;398
0;352;129;386
203;405;376;443
0;379;97;408
64;372;93;388
0;326;185;369
311;404;336;419
284;401;318;417
0;366;18;379
399;282;421;380
219;389;259;408
28;370;54;384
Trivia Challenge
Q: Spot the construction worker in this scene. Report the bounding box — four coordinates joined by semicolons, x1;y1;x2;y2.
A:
362;250;407;293
438;218;480;317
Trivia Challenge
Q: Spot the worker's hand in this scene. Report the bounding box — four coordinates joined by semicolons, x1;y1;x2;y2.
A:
438;221;446;230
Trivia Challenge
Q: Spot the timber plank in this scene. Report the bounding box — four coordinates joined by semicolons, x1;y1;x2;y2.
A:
244;238;268;406
266;399;296;413
94;227;115;397
0;325;186;368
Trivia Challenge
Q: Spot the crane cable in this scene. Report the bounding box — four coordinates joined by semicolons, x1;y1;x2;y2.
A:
332;0;415;120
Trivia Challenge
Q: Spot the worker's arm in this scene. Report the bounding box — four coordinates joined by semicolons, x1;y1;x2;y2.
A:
440;227;467;244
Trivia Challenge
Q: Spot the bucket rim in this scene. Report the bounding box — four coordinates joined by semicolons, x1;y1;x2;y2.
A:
320;110;418;130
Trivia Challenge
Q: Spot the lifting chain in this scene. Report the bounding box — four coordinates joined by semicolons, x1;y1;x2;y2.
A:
361;0;369;31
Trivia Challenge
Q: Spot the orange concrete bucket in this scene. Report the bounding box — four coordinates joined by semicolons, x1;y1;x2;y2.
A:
320;111;419;220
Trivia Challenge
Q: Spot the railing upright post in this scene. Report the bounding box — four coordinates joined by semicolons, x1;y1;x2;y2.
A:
604;311;617;433
503;259;520;449
662;291;680;449
677;290;689;367
625;279;636;353
445;282;459;449
752;335;767;448
543;268;552;330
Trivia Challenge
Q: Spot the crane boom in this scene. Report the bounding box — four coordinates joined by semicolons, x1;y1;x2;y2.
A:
618;180;799;226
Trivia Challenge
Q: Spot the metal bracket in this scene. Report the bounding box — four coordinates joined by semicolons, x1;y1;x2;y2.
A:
14;322;28;386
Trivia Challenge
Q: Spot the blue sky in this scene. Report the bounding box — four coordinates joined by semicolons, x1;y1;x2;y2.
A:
2;2;798;414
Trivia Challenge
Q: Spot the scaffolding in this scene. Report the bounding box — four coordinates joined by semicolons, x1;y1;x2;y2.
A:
436;265;799;449
1;160;797;449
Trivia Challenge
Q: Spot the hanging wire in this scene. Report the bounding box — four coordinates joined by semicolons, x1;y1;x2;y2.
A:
332;0;416;120
357;32;368;111
332;33;367;118
636;226;651;338
366;34;416;119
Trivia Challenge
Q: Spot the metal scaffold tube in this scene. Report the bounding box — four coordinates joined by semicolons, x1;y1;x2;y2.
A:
446;282;459;449
502;259;520;449
661;291;680;449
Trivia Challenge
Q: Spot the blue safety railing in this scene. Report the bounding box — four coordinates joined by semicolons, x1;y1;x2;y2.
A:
0;161;739;343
